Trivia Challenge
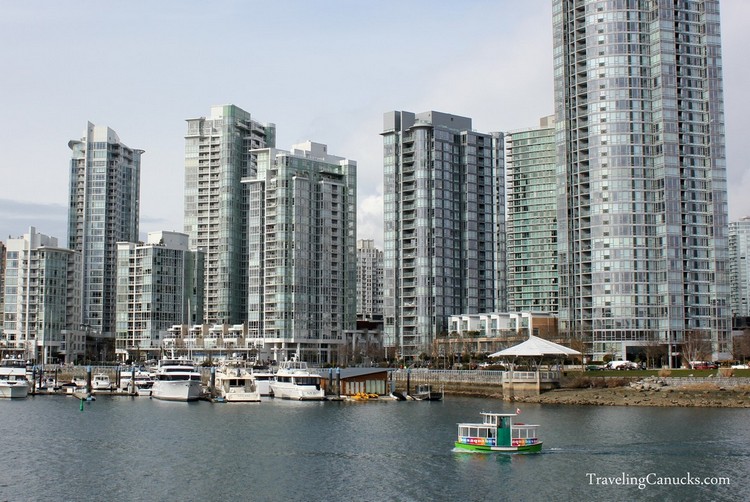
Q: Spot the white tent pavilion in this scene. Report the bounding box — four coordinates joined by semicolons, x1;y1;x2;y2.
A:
489;335;581;359
489;336;583;398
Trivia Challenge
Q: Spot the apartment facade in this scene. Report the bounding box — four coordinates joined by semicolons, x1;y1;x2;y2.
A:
506;115;559;313
553;0;730;361
184;105;276;326
382;110;505;361
115;231;204;361
1;227;82;363
356;239;383;321
729;217;750;318
244;141;356;363
68;122;142;338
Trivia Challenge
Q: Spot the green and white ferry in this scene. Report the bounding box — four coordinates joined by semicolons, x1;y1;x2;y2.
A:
455;411;542;454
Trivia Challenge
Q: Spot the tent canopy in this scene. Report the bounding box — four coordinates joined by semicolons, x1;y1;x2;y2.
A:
489;335;581;358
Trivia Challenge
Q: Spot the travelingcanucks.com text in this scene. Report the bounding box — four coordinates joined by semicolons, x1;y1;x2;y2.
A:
586;472;730;490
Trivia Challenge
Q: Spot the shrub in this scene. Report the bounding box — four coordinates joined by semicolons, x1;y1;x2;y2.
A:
718;367;734;377
658;369;672;377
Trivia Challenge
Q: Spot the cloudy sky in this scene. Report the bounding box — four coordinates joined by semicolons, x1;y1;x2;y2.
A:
1;1;748;248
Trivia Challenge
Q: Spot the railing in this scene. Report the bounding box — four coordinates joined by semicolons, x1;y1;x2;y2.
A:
391;369;562;385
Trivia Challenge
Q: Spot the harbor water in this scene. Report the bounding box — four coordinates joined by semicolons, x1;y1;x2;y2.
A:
1;395;748;501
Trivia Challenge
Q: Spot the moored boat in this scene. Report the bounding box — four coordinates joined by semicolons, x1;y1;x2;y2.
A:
410;384;442;401
151;356;202;402
119;368;155;396
0;358;30;399
214;360;261;402
250;365;275;397
92;373;114;392
455;410;542;454
270;360;325;400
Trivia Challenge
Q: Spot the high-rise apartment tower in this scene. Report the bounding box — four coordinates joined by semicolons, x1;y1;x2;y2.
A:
68;123;142;338
382;111;505;360
553;0;730;361
506;115;559;313
184;105;275;326
356;239;384;321
244;141;356;363
729;217;750;319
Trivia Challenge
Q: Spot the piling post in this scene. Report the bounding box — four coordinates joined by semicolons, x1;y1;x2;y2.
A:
407;368;411;398
86;365;92;395
130;365;136;396
210;366;216;398
336;367;341;398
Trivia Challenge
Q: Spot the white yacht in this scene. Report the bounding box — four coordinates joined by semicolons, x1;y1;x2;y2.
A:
214;360;260;402
92;373;114;392
270;360;325;400
118;368;155;396
250;365;276;397
0;358;30;399
151;356;202;402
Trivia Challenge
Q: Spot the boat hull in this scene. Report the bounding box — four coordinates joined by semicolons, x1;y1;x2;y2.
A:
0;381;29;399
270;383;325;400
454;441;543;454
151;380;202;402
222;391;261;402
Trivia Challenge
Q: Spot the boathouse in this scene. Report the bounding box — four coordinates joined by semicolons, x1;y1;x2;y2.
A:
319;367;389;396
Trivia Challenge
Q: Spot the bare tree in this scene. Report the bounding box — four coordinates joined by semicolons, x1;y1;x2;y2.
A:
643;338;667;369
681;330;712;367
733;331;750;362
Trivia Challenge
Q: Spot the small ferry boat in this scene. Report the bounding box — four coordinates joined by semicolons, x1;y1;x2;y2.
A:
151;355;202;402
455;411;542;454
270;360;325;400
214;360;261;402
0;358;30;399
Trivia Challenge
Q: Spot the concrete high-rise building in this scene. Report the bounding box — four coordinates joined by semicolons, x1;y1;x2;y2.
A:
382;111;505;361
729;217;750;319
506;115;558;313
553;0;730;362
68;123;142;339
1;227;82;363
244;141;356;363
184;105;275;326
115;231;204;361
356;239;384;321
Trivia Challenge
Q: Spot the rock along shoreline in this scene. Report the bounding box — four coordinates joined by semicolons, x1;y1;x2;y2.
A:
512;384;750;408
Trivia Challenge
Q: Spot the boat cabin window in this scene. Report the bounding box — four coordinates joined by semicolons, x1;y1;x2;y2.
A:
294;377;320;386
512;426;538;439
459;426;491;438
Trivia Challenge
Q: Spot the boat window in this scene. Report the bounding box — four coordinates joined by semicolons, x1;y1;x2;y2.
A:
294;377;320;386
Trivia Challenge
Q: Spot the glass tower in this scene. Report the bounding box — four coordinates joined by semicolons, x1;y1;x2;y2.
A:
244;141;356;364
382;111;505;361
553;0;730;361
728;217;750;318
506;116;559;313
184;105;275;326
68;123;141;338
356;239;384;321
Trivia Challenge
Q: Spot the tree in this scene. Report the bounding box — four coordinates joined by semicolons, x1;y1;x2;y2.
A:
642;338;667;369
732;331;750;362
681;330;712;367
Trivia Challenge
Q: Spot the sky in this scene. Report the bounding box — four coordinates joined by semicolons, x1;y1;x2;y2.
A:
1;1;749;249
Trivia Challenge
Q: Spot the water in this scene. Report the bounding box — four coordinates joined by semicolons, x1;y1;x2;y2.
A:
0;395;748;502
